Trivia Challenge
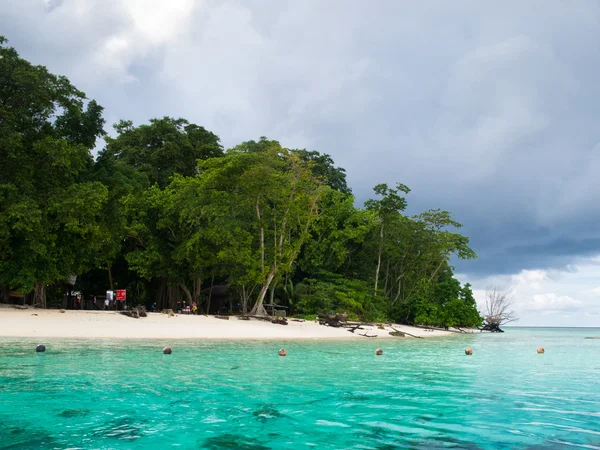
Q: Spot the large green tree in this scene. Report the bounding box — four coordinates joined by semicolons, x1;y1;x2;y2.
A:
105;117;223;188
89;151;148;290
0;36;107;306
295;150;351;194
364;183;411;295
96;117;224;308
175;138;325;315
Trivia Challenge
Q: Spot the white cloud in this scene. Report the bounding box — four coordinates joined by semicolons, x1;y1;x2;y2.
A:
512;269;548;289
527;293;582;311
461;256;600;326
123;0;195;44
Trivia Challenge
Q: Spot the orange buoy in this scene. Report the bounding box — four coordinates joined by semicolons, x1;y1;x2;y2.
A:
465;348;473;355
537;347;545;354
278;348;287;357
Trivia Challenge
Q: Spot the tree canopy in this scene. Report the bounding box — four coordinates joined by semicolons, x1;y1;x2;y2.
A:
0;36;107;306
0;36;482;327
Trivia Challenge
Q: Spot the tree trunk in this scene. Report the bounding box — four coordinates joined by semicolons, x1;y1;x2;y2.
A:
157;278;166;310
179;283;193;305
159;279;179;310
33;282;46;308
207;275;214;315
251;266;276;316
107;262;114;291
256;196;265;274
374;223;384;294
429;258;446;282
0;286;8;304
392;274;404;305
383;259;390;297
192;277;201;303
241;286;248;316
192;277;204;313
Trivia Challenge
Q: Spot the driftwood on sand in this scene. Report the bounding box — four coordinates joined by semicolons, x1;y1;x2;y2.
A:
358;331;377;338
244;315;272;321
346;324;364;333
391;326;423;339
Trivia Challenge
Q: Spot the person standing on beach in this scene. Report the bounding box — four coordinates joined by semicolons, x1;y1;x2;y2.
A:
106;290;114;310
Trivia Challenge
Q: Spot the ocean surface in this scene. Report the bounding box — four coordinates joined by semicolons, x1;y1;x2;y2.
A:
0;328;599;449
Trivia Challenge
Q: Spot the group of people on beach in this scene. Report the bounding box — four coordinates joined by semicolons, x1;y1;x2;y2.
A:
81;292;125;311
67;293;201;314
172;300;198;314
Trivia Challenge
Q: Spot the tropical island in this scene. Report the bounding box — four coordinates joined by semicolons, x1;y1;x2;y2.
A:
0;36;486;337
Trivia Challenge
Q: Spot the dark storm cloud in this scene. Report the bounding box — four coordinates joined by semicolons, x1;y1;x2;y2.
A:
2;0;600;278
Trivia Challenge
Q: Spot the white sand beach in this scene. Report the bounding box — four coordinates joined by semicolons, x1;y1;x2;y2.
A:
0;308;464;340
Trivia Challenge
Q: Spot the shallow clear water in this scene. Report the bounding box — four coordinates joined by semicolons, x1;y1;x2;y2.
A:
1;328;599;449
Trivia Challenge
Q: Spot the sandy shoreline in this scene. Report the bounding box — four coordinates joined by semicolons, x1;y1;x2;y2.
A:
0;308;466;340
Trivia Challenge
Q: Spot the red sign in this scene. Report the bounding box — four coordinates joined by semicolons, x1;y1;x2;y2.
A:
115;290;126;301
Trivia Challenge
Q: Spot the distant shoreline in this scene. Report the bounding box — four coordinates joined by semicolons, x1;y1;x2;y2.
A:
0;309;468;340
504;326;600;329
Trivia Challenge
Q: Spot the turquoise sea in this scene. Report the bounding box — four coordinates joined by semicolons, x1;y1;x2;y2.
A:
1;328;599;449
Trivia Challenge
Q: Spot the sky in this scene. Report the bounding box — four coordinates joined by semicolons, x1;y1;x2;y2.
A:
1;0;599;326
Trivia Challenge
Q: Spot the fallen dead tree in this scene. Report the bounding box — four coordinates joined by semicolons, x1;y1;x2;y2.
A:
480;286;518;332
478;323;504;332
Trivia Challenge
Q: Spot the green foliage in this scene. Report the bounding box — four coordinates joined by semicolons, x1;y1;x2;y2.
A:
88;150;149;269
299;189;375;275
291;314;318;321
364;183;411;215
294;150;351;194
412;275;483;328
294;273;389;322
106;117;223;188
181;138;325;313
0;37;107;299
1;36;481;327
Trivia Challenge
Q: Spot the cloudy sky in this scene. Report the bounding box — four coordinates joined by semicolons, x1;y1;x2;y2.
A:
2;0;599;325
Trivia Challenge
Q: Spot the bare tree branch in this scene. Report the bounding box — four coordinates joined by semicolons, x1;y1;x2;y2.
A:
482;285;518;331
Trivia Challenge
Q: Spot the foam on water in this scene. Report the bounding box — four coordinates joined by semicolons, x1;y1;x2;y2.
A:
0;328;599;449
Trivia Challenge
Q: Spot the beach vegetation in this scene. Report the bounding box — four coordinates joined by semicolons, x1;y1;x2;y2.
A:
0;36;483;327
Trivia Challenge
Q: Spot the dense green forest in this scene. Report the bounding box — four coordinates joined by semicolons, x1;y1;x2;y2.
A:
0;37;482;327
